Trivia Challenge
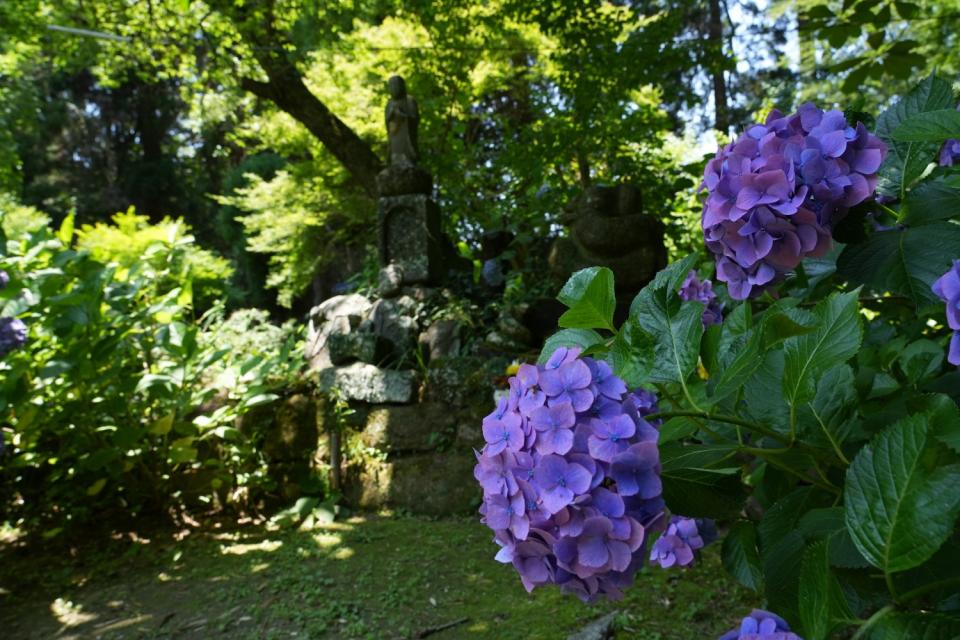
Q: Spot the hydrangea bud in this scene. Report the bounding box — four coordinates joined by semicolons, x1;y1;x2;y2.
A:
932;259;960;366
702;104;886;299
649;515;717;568
719;609;803;640
475;347;665;601
0;317;27;358
679;271;724;326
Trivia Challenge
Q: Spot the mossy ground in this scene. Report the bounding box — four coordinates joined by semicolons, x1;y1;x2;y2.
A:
0;515;758;639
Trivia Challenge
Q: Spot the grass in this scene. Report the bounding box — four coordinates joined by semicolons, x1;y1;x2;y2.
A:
0;515;758;639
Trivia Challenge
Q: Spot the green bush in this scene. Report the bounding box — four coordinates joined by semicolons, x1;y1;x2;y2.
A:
76;208;234;311
0;209;303;535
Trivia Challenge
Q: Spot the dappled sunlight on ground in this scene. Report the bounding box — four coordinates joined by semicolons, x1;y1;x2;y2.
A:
0;515;758;639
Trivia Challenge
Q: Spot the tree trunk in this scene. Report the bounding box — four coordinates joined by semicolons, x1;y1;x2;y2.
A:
708;0;729;134
222;2;384;197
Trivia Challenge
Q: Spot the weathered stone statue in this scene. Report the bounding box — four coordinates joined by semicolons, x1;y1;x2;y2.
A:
550;183;667;305
385;76;419;167
376;75;445;289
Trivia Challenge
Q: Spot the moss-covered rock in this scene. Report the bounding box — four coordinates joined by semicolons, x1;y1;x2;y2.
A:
344;452;479;515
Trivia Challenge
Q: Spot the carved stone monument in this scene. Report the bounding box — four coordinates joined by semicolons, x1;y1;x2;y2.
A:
550;183;667;299
376;76;444;291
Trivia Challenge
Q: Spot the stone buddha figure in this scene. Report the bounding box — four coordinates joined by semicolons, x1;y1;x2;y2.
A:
385;75;419;167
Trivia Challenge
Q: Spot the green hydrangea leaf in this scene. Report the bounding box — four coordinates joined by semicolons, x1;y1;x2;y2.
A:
557;267;617;331
844;414;960;573
783;290;862;407
799;540;853;640
722;521;764;592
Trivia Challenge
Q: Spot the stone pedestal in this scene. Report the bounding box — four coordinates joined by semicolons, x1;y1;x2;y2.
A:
378;193;445;285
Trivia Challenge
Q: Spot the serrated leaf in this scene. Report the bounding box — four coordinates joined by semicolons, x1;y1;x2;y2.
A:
892;109;960;142
875;73;955;197
757;488;829;627
743;350;790;429
537;329;604;365
628;254;699;318
783;290;862;407
631;259;705;385
659;442;738;472
661;467;744;519
899;339;944;384
844;414;960;573
557;267;616;330
657;417;699;444
711;327;762;402
901;180;960;226
804;364;858;448
722;521;763;592
907;393;960;454
869;612;960;640
605;320;654;388
799;540;853;640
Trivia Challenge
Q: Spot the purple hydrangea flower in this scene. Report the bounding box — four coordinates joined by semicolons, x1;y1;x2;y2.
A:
0;271;9;289
679;271;724;326
474;347;665;601
719;609;803;640
482;397;524;455
0;317;27;357
649;515;717;568
932;259;960;366
702;104;887;299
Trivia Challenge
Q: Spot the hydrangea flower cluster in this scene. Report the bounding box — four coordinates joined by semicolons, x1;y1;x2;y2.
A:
720;609;803;640
933;260;960;366
679;271;724;326
649;515;717;568
475;347;665;601
702;104;887;299
0;270;8;289
0;317;27;358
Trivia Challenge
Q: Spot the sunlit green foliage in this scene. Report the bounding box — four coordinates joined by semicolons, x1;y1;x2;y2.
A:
0;207;303;533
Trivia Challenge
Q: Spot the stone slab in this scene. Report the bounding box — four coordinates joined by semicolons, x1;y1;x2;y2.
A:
317;362;416;404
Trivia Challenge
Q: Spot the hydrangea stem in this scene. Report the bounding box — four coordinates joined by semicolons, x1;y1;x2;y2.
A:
645;410;788;445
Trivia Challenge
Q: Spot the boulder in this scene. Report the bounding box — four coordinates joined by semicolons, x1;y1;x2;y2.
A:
306;316;351;370
345;451;479;515
305;294;372;370
378;264;404;298
361;402;457;452
423;356;494;407
327;332;390;366
313;293;372;324
317;363;416;404
367;298;418;360
497;313;532;345
418;319;461;361
483;330;527;353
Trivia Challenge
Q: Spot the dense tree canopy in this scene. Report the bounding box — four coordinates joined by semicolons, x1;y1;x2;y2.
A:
1;0;957;307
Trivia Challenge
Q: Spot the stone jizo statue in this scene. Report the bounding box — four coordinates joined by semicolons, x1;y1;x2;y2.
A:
385;75;419;167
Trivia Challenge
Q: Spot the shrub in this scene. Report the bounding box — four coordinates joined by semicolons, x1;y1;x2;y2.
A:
477;74;960;637
76;208;234;310
0;209;302;534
